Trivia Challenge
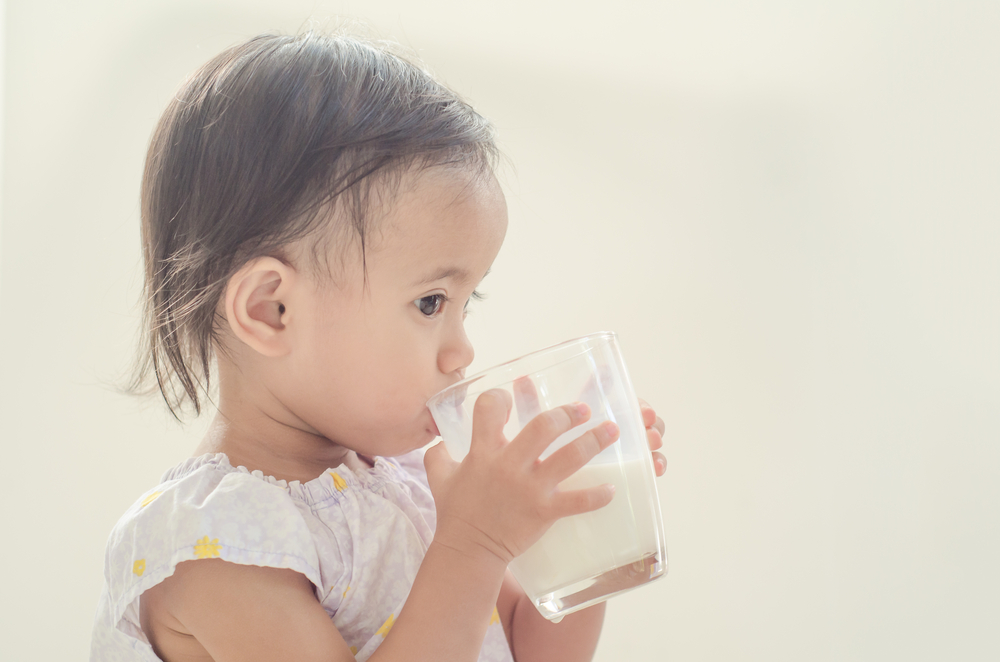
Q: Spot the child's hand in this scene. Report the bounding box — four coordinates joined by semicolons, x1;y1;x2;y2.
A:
639;398;667;476
511;376;667;476
424;390;619;566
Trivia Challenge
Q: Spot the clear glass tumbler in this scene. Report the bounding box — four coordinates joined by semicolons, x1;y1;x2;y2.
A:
426;332;667;621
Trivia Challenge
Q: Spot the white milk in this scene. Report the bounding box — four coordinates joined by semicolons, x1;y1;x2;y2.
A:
510;459;660;596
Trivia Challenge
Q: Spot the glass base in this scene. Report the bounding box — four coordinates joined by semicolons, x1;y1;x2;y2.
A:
531;552;666;622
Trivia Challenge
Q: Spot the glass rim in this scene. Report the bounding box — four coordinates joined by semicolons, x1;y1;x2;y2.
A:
427;331;618;406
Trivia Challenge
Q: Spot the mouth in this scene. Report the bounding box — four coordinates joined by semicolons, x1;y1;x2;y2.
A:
426;411;440;437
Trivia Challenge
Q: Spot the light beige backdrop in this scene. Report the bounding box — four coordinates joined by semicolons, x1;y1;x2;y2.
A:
2;1;998;660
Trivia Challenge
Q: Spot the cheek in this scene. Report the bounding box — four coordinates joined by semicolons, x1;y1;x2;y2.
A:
299;305;434;410
367;339;438;409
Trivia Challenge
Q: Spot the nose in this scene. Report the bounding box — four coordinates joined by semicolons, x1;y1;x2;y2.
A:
438;321;475;377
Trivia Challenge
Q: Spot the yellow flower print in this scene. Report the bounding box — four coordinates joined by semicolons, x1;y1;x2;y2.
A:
193;536;222;559
330;472;348;492
343;585;351;598
140;491;163;508
376;613;395;638
133;559;146;576
489;606;500;625
350;645;358;656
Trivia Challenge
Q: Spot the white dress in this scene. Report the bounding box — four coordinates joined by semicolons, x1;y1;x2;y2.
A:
89;450;514;662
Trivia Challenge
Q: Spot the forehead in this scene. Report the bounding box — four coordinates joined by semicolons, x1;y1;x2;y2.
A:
366;166;508;283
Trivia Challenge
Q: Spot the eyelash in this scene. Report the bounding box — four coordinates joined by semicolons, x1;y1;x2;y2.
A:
415;290;485;318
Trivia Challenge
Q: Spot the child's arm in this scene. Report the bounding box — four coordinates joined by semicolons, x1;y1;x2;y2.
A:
140;393;619;661
140;558;354;661
142;539;512;662
496;570;607;662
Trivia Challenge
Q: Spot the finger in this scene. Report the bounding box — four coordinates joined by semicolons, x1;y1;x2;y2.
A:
550;483;615;518
652;451;667;476
539;420;620;485
641;407;654;428
640;405;665;438
513;376;542;428
640;403;656;428
509;402;591;464
423;441;457;491
471;389;513;450
646;426;663;451
653;415;665;437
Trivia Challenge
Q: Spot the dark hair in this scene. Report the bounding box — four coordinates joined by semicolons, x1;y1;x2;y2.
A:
131;32;498;418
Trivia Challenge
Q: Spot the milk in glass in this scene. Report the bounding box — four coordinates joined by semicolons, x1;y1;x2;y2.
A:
510;459;661;605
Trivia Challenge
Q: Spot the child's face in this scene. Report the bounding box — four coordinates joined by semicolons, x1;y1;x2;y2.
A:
286;166;508;458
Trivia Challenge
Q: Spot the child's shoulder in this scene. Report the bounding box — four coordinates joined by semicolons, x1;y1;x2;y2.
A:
100;454;325;633
102;450;433;621
95;450;436;656
112;453;306;544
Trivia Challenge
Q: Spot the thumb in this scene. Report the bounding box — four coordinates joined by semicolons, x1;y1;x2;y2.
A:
423;441;456;492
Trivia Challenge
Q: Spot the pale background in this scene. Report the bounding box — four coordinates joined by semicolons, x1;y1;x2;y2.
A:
2;1;998;660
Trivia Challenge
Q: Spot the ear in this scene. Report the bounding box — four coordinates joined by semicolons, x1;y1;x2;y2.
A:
224;257;297;358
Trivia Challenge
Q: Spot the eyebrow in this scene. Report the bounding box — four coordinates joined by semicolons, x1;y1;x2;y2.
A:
413;267;490;286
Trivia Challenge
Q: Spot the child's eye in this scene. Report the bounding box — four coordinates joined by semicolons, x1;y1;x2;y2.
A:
464;289;486;313
415;294;446;317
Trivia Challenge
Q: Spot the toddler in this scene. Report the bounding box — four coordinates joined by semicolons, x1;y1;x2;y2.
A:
91;32;667;662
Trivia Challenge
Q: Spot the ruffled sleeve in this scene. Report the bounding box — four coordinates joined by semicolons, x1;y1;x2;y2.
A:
101;454;326;645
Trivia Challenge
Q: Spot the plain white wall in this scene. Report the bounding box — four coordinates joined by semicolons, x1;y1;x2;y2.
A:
0;0;4;301
2;1;998;660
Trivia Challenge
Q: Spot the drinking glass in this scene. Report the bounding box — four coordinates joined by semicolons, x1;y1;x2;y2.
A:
426;332;667;621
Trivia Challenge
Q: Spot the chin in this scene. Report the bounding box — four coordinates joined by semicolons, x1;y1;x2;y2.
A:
381;428;436;459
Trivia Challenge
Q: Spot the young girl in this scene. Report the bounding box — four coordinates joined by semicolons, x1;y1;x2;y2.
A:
91;32;667;662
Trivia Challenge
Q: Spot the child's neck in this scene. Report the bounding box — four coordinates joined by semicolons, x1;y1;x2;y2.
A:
194;356;374;484
194;414;372;484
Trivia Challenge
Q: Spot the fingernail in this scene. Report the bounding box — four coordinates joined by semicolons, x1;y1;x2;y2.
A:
603;421;619;437
575;402;590;417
